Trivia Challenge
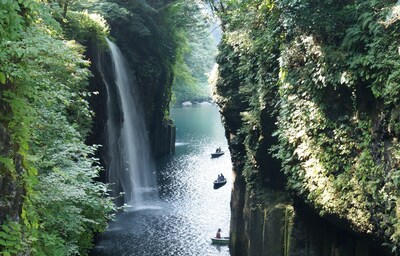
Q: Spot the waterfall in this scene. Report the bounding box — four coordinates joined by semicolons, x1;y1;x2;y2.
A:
104;38;157;209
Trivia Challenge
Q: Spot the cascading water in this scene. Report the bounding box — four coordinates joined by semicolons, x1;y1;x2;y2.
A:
104;38;157;209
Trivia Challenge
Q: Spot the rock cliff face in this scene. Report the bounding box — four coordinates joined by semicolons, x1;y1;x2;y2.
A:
0;124;24;225
85;36;175;188
229;181;387;256
83;2;177;198
84;0;178;163
219;87;389;256
212;1;400;253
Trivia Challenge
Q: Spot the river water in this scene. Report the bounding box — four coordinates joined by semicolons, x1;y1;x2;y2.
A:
92;104;232;256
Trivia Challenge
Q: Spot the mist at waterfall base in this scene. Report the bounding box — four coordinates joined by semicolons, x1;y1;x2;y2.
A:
105;38;157;209
92;104;232;256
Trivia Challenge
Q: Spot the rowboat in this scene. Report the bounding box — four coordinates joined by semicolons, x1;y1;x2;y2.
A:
213;178;227;189
211;151;224;158
211;237;229;245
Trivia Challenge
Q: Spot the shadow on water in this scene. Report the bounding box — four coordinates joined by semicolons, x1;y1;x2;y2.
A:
92;104;232;256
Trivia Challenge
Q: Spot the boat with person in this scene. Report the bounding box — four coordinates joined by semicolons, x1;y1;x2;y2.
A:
211;147;224;158
213;175;227;189
211;237;229;245
211;151;224;158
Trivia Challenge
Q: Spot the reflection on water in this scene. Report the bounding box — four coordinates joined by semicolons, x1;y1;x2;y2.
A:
92;104;232;256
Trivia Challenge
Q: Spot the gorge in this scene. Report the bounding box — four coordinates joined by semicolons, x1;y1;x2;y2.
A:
2;0;400;255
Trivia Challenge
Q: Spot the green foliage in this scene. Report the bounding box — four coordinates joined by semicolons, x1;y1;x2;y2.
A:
0;219;23;255
170;1;218;104
0;0;114;255
0;156;16;178
73;0;188;122
0;72;6;84
63;11;109;45
0;0;35;40
0;1;215;255
213;0;400;252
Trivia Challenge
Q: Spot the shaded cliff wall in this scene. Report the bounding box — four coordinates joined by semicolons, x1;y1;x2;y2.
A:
103;0;177;159
0;124;24;225
229;176;387;256
85;41;175;201
72;2;178;208
221;86;387;256
212;0;400;254
84;0;177;160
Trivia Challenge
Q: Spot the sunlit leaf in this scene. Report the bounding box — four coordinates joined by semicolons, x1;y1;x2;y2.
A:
0;72;5;84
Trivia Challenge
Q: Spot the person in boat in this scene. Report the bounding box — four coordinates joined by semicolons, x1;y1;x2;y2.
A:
216;228;221;238
217;174;221;181
220;173;225;180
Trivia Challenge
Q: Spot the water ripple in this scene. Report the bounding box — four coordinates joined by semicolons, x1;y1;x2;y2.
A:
92;105;232;256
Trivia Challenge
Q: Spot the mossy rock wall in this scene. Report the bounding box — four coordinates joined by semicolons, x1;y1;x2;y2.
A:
214;1;400;254
0;124;24;224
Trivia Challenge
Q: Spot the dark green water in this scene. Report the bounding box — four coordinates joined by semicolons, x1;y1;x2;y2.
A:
92;104;232;256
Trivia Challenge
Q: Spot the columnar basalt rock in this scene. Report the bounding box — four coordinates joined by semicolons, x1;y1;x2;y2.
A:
223;125;387;256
